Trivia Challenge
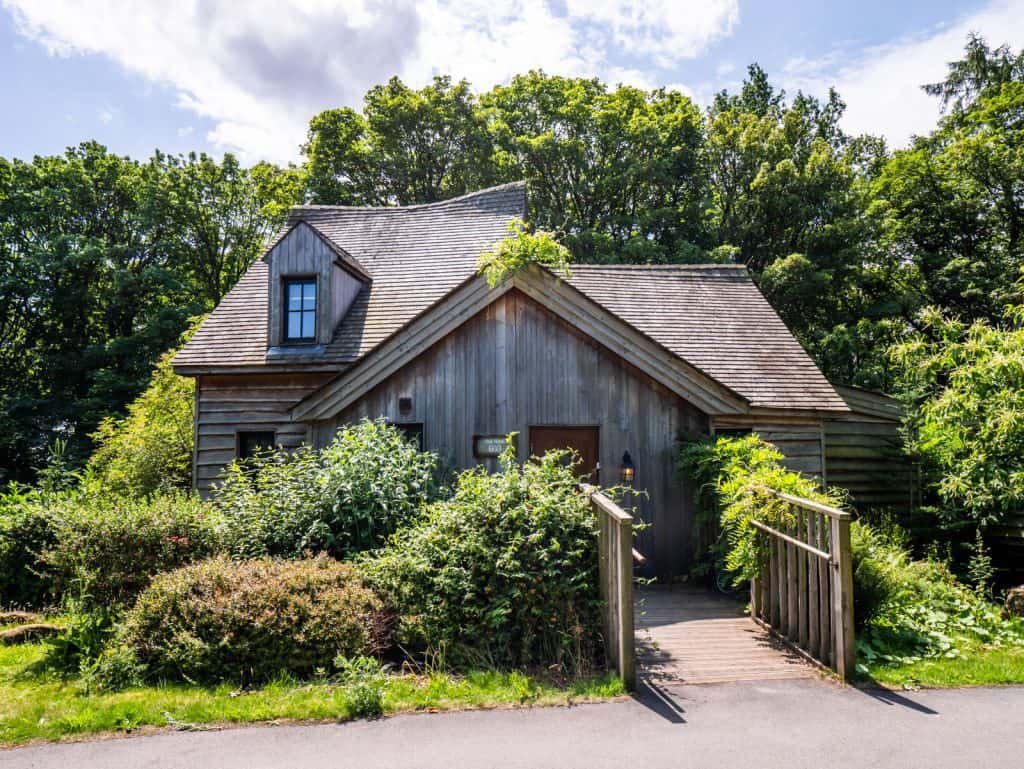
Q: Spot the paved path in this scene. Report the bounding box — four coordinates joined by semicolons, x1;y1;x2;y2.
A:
636;585;814;684
4;680;1023;769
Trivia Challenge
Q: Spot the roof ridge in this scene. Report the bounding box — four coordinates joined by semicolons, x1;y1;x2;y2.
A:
570;263;748;271
291;181;527;214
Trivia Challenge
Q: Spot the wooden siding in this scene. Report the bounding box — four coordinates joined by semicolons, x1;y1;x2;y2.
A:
712;417;826;478
194;372;334;495
825;417;917;512
315;290;709;579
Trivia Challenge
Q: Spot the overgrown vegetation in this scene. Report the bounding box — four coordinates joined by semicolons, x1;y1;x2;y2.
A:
87;339;197;497
214;419;442;560
476;219;572;287
891;305;1024;529
365;442;601;674
680;436;1024;678
0;486;218;611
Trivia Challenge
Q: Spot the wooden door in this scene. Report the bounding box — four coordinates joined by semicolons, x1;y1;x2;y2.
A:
529;426;600;482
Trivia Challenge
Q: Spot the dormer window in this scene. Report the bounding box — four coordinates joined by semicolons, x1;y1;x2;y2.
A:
284;277;317;342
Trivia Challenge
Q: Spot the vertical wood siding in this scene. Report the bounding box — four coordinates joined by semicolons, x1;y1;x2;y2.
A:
194;372;334;495
318;291;708;578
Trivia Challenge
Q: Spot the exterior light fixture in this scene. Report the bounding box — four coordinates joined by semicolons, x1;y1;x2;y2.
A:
620;450;635;484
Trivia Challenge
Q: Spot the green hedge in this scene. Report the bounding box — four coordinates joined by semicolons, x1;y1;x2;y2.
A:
0;488;219;610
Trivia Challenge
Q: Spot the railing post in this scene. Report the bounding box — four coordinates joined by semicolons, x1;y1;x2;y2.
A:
830;515;856;680
617;516;635;690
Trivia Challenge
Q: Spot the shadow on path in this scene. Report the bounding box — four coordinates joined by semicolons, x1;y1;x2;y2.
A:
854;681;940;715
633;678;687;724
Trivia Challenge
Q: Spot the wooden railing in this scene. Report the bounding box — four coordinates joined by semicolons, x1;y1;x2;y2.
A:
582;484;636;690
749;489;856;680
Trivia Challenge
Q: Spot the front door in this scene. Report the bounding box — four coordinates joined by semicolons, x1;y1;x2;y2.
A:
529;426;600;482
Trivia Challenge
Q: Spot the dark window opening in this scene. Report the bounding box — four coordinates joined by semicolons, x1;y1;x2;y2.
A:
238;430;277;460
389;422;424;450
714;428;752;438
284;277;317;342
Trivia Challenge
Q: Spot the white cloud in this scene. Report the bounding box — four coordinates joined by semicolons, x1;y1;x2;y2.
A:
97;107;115;124
3;0;738;164
781;0;1024;148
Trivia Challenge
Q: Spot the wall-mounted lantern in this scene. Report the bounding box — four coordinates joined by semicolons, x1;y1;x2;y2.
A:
620;450;635;484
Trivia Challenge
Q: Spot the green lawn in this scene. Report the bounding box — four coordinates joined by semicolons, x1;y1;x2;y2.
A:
861;643;1024;689
0;643;625;747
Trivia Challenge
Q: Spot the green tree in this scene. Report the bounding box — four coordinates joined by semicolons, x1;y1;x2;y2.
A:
0;144;294;481
485;72;706;264
304;76;499;205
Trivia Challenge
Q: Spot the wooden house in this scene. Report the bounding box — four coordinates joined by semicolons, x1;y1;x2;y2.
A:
173;182;907;578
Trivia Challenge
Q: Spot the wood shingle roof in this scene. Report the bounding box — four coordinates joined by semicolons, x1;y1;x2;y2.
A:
174;182;846;413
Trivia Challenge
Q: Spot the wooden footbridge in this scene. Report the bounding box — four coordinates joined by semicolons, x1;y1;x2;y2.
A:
586;485;855;689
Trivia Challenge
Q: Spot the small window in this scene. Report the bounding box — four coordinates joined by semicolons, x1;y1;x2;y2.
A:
389;422;424;450
284;278;317;342
238;431;276;460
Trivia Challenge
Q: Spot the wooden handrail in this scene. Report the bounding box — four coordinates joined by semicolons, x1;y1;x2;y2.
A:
760;488;852;520
750;520;831;561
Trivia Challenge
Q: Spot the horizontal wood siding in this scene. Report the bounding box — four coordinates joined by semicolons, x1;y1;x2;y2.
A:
320;290;708;579
713;418;825;478
194;373;333;495
824;417;916;512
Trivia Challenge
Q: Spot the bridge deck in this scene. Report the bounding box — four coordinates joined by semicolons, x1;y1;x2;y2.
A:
635;585;817;686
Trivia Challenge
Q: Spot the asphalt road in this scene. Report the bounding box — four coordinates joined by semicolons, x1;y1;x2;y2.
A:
3;679;1023;769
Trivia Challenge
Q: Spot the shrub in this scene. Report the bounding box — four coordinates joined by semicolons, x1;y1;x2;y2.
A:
87;341;196;497
364;442;601;673
680;435;846;585
120;556;391;684
41;490;222;609
0;486;58;608
215;419;441;560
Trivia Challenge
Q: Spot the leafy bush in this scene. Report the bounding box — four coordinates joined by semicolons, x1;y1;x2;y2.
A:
41;490;222;609
365;442;601;673
215;419;441;560
477;219;571;287
0;486;59;608
119;556;391;684
87;342;196;497
891;305;1024;527
681;435;1024;668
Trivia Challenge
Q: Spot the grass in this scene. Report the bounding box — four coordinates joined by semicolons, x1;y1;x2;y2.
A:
0;643;625;747
862;643;1024;689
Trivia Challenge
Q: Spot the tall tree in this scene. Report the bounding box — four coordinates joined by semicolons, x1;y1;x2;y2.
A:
0;144;296;481
485;72;707;264
304;76;499;206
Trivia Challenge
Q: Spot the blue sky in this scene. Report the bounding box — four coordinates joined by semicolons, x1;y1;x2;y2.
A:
2;0;1020;165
